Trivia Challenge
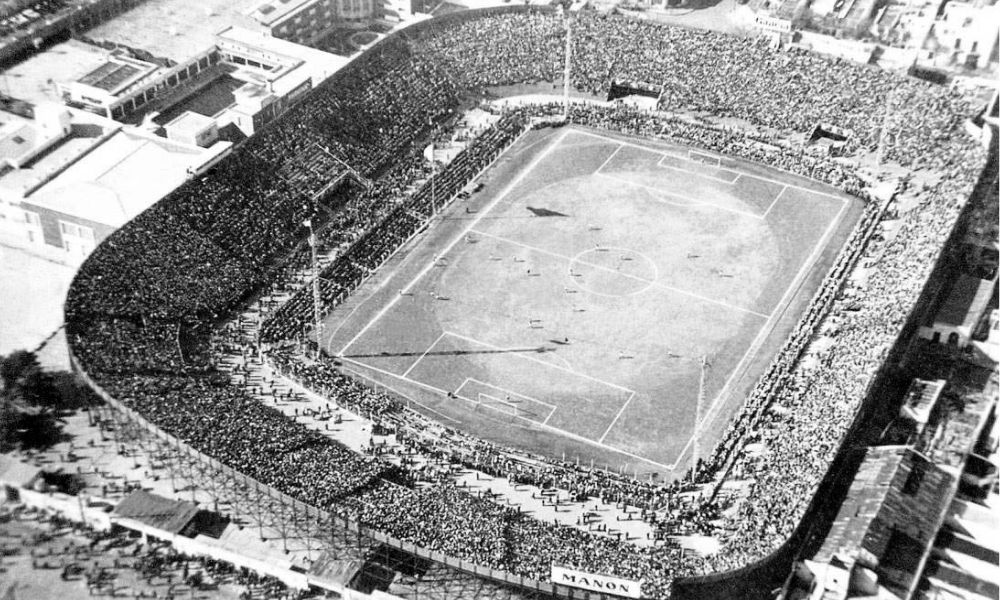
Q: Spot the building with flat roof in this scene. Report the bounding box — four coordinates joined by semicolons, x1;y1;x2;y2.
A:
216;24;349;91
83;0;266;65
0;103;71;168
0;106;230;265
920;0;1000;70
247;0;379;45
919;273;998;349
61;51;161;110
163;110;219;147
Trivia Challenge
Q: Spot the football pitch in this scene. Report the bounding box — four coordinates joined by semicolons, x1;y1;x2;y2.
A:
322;125;863;477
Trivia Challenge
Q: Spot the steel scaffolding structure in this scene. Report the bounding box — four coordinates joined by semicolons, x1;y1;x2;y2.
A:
86;397;556;600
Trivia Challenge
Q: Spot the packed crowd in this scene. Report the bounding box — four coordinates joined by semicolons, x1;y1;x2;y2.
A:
409;9;978;163
66;7;989;598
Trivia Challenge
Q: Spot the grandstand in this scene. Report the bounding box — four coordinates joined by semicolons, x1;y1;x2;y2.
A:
64;6;991;600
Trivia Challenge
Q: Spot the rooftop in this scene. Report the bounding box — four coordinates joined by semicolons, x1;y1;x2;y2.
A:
165;110;216;132
899;378;947;429
0;455;42;488
112;490;200;535
814;446;955;599
2;39;111;106
76;55;157;95
16;127;208;227
936;274;997;329
248;0;318;26
83;0;264;64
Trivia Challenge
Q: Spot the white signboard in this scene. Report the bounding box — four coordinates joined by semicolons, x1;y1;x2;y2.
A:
754;15;792;33
550;565;643;598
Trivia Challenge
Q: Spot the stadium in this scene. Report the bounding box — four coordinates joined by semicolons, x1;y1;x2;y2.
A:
64;7;992;600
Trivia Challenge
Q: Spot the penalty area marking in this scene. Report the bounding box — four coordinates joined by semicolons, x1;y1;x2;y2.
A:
656;154;739;184
339;360;460;423
596;173;765;221
343;350;669;469
443;330;634;395
571;128;849;203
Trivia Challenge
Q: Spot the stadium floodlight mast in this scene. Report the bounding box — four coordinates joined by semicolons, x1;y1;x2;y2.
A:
304;215;324;360
563;12;572;120
691;355;710;484
876;88;899;167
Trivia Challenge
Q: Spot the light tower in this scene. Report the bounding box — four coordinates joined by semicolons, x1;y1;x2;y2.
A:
563;13;572;120
306;215;323;360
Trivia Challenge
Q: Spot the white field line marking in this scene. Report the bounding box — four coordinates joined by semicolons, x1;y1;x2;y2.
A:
509;134;555;157
444;330;634;394
479;392;516;415
339;361;460;423
598;391;636;444
553;140;621;152
762;185;788;219
689;149;721;166
400;331;447;378
471;387;557;424
668;195;850;471
471;229;771;319
596;173;764;221
449;378;653;464
351;356;671;469
571;128;847;202
594;143;623;175
656;153;739;184
337;129;572;357
325;127;535;352
453;378;557;423
463;376;557;410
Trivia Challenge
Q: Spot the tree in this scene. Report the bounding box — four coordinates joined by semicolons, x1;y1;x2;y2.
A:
0;350;66;451
1;350;58;408
1;350;37;389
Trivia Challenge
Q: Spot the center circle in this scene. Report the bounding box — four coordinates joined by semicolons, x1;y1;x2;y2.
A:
567;246;658;297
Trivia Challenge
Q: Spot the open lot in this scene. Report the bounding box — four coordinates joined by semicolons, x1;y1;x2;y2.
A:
323;125;862;477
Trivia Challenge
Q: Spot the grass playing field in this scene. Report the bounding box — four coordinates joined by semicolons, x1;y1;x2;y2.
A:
322;125;863;480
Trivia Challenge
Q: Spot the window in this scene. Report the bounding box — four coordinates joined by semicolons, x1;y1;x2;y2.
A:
23;210;40;226
59;220;94;241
